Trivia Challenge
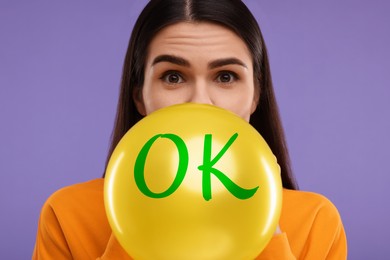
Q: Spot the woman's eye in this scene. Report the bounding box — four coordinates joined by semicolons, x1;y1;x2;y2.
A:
161;72;184;84
216;72;237;83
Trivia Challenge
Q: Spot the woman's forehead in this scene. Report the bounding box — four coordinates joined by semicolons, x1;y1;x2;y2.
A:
146;22;252;66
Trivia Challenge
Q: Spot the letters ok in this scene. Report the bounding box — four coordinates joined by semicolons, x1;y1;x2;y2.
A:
134;133;259;201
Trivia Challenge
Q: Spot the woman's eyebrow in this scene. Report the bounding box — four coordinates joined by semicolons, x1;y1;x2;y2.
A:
152;55;190;67
208;58;248;69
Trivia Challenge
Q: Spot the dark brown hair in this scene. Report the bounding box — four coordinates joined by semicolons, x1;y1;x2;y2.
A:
104;0;298;190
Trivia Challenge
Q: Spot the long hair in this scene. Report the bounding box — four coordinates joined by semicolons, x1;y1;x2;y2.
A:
103;0;298;190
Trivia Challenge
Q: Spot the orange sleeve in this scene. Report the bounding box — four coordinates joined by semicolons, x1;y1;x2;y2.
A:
256;190;347;259
299;197;347;259
32;200;72;259
32;180;134;259
33;202;132;260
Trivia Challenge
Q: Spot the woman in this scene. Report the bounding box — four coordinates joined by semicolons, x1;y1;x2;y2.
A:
33;0;347;259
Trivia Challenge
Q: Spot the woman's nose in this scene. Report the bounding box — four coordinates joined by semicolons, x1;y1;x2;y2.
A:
188;81;213;105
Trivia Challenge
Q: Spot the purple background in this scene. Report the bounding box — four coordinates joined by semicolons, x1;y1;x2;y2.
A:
1;1;389;259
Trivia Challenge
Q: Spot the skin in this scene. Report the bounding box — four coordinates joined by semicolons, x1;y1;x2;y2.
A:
134;21;281;236
134;22;259;122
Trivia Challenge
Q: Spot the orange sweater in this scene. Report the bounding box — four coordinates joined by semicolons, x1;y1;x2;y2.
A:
33;178;347;259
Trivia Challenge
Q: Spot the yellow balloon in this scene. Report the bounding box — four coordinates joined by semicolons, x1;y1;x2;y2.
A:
104;103;282;260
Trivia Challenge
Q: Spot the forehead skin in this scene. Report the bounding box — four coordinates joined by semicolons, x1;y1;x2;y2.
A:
145;22;253;72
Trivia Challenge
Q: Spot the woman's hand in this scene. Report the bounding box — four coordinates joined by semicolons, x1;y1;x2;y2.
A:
97;233;133;260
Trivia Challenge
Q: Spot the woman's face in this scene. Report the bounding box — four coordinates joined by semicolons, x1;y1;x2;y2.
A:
134;22;258;122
